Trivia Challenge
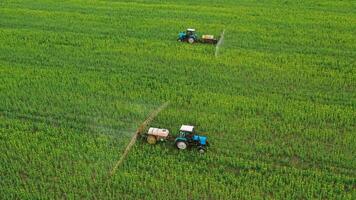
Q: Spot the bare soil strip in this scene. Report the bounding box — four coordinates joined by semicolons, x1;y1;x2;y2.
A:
109;102;169;176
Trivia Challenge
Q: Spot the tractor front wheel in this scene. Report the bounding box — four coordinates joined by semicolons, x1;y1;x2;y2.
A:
198;146;206;153
176;141;187;150
147;135;157;144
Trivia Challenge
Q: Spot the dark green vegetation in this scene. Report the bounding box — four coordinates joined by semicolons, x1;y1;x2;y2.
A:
0;0;355;199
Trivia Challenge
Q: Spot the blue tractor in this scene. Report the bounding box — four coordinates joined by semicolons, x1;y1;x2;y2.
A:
175;125;208;153
178;28;198;44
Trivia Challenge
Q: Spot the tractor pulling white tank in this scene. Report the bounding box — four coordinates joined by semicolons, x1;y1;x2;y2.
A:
144;125;209;153
178;28;219;44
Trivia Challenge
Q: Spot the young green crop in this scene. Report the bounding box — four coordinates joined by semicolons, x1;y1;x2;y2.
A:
0;0;355;199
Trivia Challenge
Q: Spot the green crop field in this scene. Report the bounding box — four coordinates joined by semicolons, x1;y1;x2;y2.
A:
0;0;355;199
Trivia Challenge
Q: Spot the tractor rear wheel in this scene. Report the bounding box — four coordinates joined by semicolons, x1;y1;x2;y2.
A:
147;135;157;144
188;38;195;44
176;141;187;150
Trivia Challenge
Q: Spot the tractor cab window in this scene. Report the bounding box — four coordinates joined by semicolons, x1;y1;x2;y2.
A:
186;132;193;139
179;131;185;137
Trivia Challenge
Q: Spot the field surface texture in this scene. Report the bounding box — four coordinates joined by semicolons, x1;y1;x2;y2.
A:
0;0;355;199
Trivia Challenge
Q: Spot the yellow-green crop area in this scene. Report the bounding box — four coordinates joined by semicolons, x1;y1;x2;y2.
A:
1;0;355;199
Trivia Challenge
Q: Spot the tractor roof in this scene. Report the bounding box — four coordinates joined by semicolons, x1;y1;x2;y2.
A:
180;125;194;133
187;28;195;32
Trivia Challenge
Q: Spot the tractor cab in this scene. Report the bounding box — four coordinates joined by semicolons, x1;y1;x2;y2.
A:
175;125;208;153
186;28;196;36
179;125;195;137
